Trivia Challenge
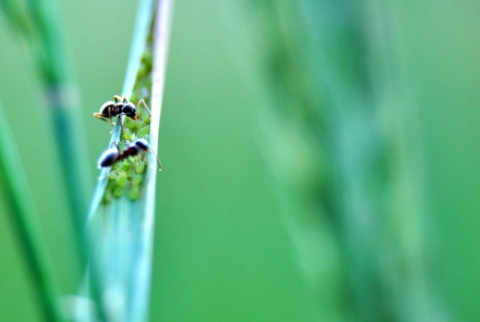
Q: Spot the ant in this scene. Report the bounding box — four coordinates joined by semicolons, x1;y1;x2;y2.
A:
97;138;162;171
93;95;151;131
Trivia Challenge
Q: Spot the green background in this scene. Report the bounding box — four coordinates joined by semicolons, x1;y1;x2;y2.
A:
1;0;480;321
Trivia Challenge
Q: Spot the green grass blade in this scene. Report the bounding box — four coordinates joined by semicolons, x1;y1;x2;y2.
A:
249;1;439;320
87;0;173;321
0;0;32;36
300;0;440;319
16;0;106;320
85;2;155;319
88;0;154;220
0;103;64;322
247;2;347;320
129;2;173;320
122;0;155;99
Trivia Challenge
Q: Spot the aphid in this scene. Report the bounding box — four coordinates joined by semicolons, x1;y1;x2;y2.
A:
97;138;162;171
93;95;151;129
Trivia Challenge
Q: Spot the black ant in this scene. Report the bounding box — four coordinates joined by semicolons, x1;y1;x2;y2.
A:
93;95;151;130
97;138;161;171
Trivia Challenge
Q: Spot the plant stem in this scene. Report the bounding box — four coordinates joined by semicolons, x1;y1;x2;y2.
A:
86;0;173;321
0;104;64;322
129;1;173;320
22;0;107;320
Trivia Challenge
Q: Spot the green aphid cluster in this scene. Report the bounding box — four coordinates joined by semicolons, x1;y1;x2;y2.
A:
103;154;148;203
102;46;154;204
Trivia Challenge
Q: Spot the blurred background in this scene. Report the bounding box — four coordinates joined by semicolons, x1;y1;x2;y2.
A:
1;0;480;321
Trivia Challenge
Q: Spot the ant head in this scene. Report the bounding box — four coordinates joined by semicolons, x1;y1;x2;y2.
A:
97;148;119;168
122;102;137;120
133;138;149;152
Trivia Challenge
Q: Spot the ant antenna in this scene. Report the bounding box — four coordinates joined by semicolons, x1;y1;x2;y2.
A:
138;99;152;116
148;147;162;171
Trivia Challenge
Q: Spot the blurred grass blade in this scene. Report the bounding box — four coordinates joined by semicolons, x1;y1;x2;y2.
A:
247;2;347;320
250;0;440;320
87;0;173;321
0;0;32;36
0;0;93;273
0;103;64;322
1;0;99;319
24;0;92;222
302;0;440;320
4;0;106;320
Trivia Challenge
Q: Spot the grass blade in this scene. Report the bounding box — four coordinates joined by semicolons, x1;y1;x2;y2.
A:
299;0;440;319
24;0;92;224
249;1;440;320
122;0;156;100
1;0;102;319
0;103;64;322
248;2;347;320
129;2;173;320
18;0;108;320
87;0;173;321
0;0;32;36
88;0;155;219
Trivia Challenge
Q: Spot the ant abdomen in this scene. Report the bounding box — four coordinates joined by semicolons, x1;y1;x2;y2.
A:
97;148;119;168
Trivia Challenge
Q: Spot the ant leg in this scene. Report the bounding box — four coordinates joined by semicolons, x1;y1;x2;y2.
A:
105;108;115;134
138;99;152;116
114;95;121;103
116;115;125;134
93;114;110;123
94;113;114;128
